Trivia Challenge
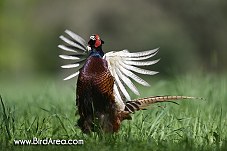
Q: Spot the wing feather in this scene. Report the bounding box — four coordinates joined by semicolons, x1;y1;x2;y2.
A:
58;45;78;53
105;48;159;106
112;68;131;101
123;59;160;66
120;61;158;75
117;48;159;57
63;71;80;81
118;65;150;86
124;50;158;60
65;29;87;47
59;30;88;80
59;55;80;60
61;63;80;69
116;68;139;95
113;84;125;110
59;35;86;51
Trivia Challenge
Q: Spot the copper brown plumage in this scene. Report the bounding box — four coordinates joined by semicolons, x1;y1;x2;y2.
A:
76;56;119;133
59;30;201;133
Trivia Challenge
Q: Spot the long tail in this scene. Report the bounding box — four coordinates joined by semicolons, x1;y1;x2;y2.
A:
124;96;202;113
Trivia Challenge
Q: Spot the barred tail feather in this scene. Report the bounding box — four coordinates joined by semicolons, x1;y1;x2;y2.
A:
124;96;202;113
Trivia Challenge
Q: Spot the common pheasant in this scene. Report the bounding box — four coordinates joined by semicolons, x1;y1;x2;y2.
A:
59;30;198;133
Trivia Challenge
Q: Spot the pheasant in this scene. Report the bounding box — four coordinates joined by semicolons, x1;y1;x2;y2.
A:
58;30;198;133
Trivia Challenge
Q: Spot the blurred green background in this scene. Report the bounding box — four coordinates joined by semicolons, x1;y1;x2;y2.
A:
0;0;227;80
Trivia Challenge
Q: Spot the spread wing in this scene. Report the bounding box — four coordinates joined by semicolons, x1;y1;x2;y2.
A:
104;49;159;110
59;29;159;110
58;30;89;80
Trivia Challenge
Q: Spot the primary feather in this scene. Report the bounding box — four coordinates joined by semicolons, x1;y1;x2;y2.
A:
104;48;159;107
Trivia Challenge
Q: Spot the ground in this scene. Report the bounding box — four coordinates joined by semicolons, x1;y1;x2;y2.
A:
0;73;227;151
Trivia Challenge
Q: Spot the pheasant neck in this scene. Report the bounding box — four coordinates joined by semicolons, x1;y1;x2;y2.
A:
89;47;104;58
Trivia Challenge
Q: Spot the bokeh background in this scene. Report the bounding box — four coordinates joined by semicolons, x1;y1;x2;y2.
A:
0;0;227;81
1;2;227;149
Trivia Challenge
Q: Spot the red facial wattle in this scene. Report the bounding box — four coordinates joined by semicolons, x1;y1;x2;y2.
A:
95;35;102;48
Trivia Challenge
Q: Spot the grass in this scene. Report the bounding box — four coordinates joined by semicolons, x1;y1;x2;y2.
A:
0;73;227;151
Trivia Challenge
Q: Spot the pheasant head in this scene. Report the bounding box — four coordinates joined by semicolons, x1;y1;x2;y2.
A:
88;34;105;57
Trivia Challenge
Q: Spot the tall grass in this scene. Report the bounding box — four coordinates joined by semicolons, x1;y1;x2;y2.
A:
0;74;227;150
